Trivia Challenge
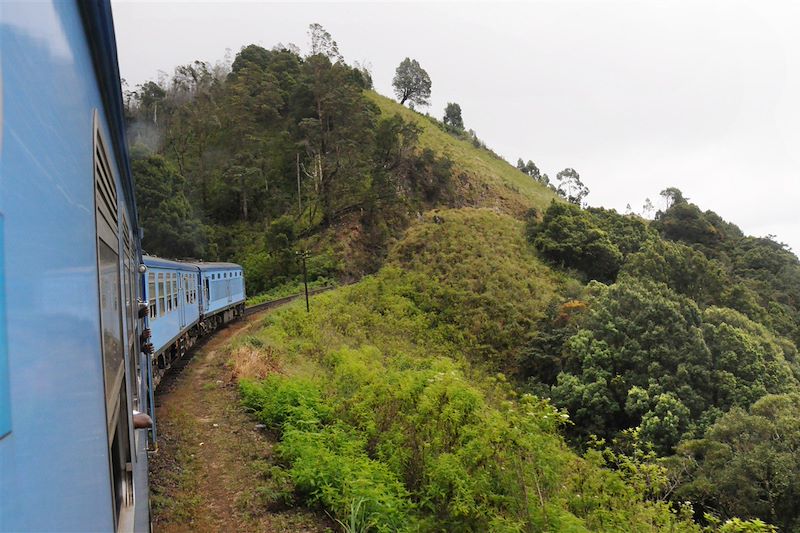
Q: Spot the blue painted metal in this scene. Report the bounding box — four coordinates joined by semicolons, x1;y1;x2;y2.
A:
0;216;9;439
143;256;201;356
194;263;246;316
0;1;149;531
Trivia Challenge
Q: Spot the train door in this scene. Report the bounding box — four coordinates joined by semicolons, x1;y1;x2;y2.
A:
226;272;232;303
203;275;210;313
93;115;134;530
121;213;139;478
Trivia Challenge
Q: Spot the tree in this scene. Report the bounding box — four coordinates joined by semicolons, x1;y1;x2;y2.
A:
660;187;685;210
131;151;207;258
516;158;549;185
392;58;432;107
550;278;710;450
622;239;727;304
642;198;655;218
654;202;722;247
672;393;800;531
556;168;589;205
528;201;622;283
443;102;464;131
308;23;341;61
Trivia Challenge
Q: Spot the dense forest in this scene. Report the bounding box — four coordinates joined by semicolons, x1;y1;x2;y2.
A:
129;25;800;532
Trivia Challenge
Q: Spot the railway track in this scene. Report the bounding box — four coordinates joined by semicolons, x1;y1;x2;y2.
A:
243;285;337;316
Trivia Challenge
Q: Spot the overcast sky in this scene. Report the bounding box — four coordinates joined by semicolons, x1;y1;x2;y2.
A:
112;0;800;253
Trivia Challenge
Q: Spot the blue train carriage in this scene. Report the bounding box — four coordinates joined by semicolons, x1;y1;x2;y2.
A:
1;2;153;532
195;262;246;331
142;256;201;386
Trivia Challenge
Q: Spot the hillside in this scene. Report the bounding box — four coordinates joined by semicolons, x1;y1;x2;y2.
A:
232;209;703;532
232;201;797;532
126;48;558;297
366;92;560;216
126;37;797;531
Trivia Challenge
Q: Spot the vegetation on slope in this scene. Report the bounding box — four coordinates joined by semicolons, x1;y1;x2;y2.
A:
524;196;800;530
126;34;557;297
125;24;800;532
234;209;701;531
232;208;778;532
366;92;560;216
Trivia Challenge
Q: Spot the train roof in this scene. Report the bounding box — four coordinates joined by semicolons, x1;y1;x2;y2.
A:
191;262;244;272
143;255;200;272
78;1;139;243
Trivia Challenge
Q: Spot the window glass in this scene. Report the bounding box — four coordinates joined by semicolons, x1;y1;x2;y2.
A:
172;273;178;308
168;273;173;311
148;273;156;319
99;241;124;407
158;273;165;316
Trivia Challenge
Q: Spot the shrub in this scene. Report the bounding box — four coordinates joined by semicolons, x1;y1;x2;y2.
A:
529;202;622;283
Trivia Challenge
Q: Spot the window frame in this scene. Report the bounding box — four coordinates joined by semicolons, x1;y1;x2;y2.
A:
158;273;165;316
148;273;156;320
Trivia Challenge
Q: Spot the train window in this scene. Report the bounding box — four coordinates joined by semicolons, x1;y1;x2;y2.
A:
148;273;156;319
185;275;189;303
158;273;166;316
93;114;133;526
166;274;173;312
172;274;178;309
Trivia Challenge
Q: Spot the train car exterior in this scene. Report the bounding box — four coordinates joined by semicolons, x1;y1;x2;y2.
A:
1;2;152;532
195;262;246;328
143;256;200;385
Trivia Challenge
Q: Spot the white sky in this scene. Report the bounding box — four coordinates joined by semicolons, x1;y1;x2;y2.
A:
112;0;800;253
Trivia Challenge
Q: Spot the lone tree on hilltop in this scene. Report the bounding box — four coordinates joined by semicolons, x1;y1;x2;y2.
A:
556;168;589;205
642;197;655;218
443;102;464;131
393;58;432;107
660;187;685;210
308;23;341;61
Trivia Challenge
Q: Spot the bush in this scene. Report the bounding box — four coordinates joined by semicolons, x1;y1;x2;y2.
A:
529;202;622;283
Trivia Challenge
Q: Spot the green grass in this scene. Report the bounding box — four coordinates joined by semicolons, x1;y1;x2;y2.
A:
246;277;336;307
235;209;702;532
367;91;560;216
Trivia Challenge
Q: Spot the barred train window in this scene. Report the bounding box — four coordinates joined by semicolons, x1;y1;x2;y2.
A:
166;274;173;312
172;274;178;308
158;273;165;316
148;273;156;319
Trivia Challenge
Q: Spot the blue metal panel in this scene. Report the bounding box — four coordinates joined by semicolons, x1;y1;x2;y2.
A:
0;216;9;439
145;264;200;356
144;255;199;272
0;2;117;530
200;267;246;316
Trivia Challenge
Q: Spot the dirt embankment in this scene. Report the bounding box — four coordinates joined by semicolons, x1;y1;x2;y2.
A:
149;311;331;533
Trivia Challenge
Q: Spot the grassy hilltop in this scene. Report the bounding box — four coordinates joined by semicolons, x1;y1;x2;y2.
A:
366;92;559;216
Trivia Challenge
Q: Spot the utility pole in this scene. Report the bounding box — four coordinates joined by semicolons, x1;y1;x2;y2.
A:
296;153;302;213
296;249;310;312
